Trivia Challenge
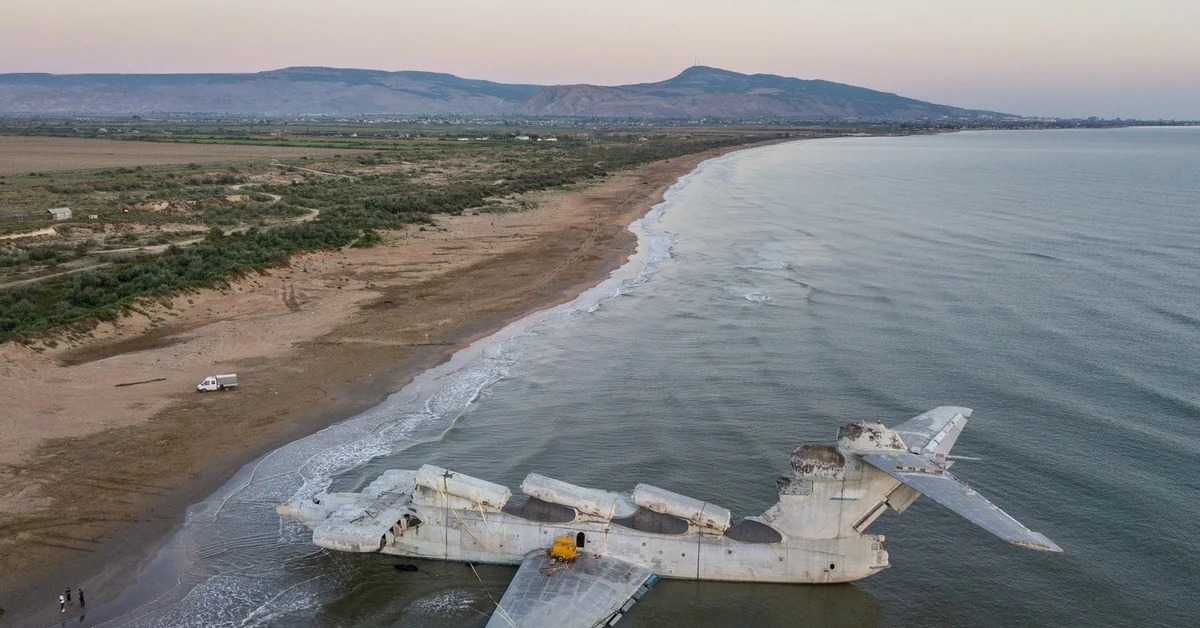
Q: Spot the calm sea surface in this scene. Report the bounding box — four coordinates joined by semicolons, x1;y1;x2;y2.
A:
91;128;1200;627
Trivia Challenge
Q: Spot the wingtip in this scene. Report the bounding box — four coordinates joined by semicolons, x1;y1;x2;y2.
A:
1011;535;1063;553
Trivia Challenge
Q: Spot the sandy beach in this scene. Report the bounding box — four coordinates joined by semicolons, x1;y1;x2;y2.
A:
0;145;753;623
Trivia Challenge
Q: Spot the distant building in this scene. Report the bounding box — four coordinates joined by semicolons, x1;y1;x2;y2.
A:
48;207;72;221
514;135;531;141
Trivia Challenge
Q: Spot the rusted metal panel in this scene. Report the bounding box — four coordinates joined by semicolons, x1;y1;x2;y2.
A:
790;444;846;479
838;421;907;451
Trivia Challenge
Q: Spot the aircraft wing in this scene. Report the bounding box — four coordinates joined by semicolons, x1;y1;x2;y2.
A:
859;450;1062;552
486;551;658;628
892;406;972;455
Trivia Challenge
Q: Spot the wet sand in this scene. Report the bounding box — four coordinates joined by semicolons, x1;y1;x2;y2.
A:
0;145;760;624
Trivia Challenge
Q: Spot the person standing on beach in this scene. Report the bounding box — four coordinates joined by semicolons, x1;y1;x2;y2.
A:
59;594;65;612
79;588;85;608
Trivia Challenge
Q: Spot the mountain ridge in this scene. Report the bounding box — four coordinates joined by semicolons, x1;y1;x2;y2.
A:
0;65;1009;119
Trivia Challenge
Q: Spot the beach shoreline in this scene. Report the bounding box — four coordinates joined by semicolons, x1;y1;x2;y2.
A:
0;141;774;624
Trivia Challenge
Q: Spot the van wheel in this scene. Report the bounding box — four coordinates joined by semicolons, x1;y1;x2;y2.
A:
218;385;225;391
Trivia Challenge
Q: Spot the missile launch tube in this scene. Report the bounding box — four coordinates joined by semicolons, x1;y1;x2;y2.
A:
415;464;511;509
632;483;732;532
521;473;625;519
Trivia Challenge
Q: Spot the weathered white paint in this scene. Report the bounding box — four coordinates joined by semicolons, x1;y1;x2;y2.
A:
521;473;631;519
632;483;732;532
414;463;511;509
277;406;1059;599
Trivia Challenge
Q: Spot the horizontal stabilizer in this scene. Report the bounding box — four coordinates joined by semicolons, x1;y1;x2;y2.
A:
860;451;1061;552
892;406;972;455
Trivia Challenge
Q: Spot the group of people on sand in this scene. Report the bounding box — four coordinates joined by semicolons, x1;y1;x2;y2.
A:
58;586;84;612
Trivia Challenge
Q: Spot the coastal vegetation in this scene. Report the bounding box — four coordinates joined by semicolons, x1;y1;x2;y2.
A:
0;123;796;340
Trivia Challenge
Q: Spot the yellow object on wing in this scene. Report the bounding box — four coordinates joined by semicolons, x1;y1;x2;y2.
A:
549;536;578;561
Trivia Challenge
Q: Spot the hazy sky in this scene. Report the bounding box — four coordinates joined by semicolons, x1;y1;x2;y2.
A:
2;0;1197;118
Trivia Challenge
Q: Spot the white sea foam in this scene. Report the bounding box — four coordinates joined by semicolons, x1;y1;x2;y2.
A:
407;589;480;616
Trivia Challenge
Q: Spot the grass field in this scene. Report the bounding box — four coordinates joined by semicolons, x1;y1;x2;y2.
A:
0;136;367;175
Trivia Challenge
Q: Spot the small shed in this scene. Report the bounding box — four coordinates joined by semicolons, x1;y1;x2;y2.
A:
48;207;72;221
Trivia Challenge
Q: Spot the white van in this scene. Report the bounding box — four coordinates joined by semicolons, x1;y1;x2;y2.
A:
196;373;238;392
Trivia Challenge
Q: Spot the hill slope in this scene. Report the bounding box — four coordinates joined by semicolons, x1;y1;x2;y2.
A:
0;65;1006;120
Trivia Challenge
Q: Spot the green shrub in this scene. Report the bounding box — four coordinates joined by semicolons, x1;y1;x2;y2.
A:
351;229;383;248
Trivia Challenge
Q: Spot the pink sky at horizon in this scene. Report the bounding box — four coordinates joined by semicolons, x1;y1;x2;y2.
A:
2;0;1197;119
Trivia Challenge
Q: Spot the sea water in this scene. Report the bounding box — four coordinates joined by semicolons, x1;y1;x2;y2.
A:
92;128;1200;627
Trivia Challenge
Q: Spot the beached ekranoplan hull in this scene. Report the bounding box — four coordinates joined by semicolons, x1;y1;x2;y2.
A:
278;407;1059;596
279;471;889;584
